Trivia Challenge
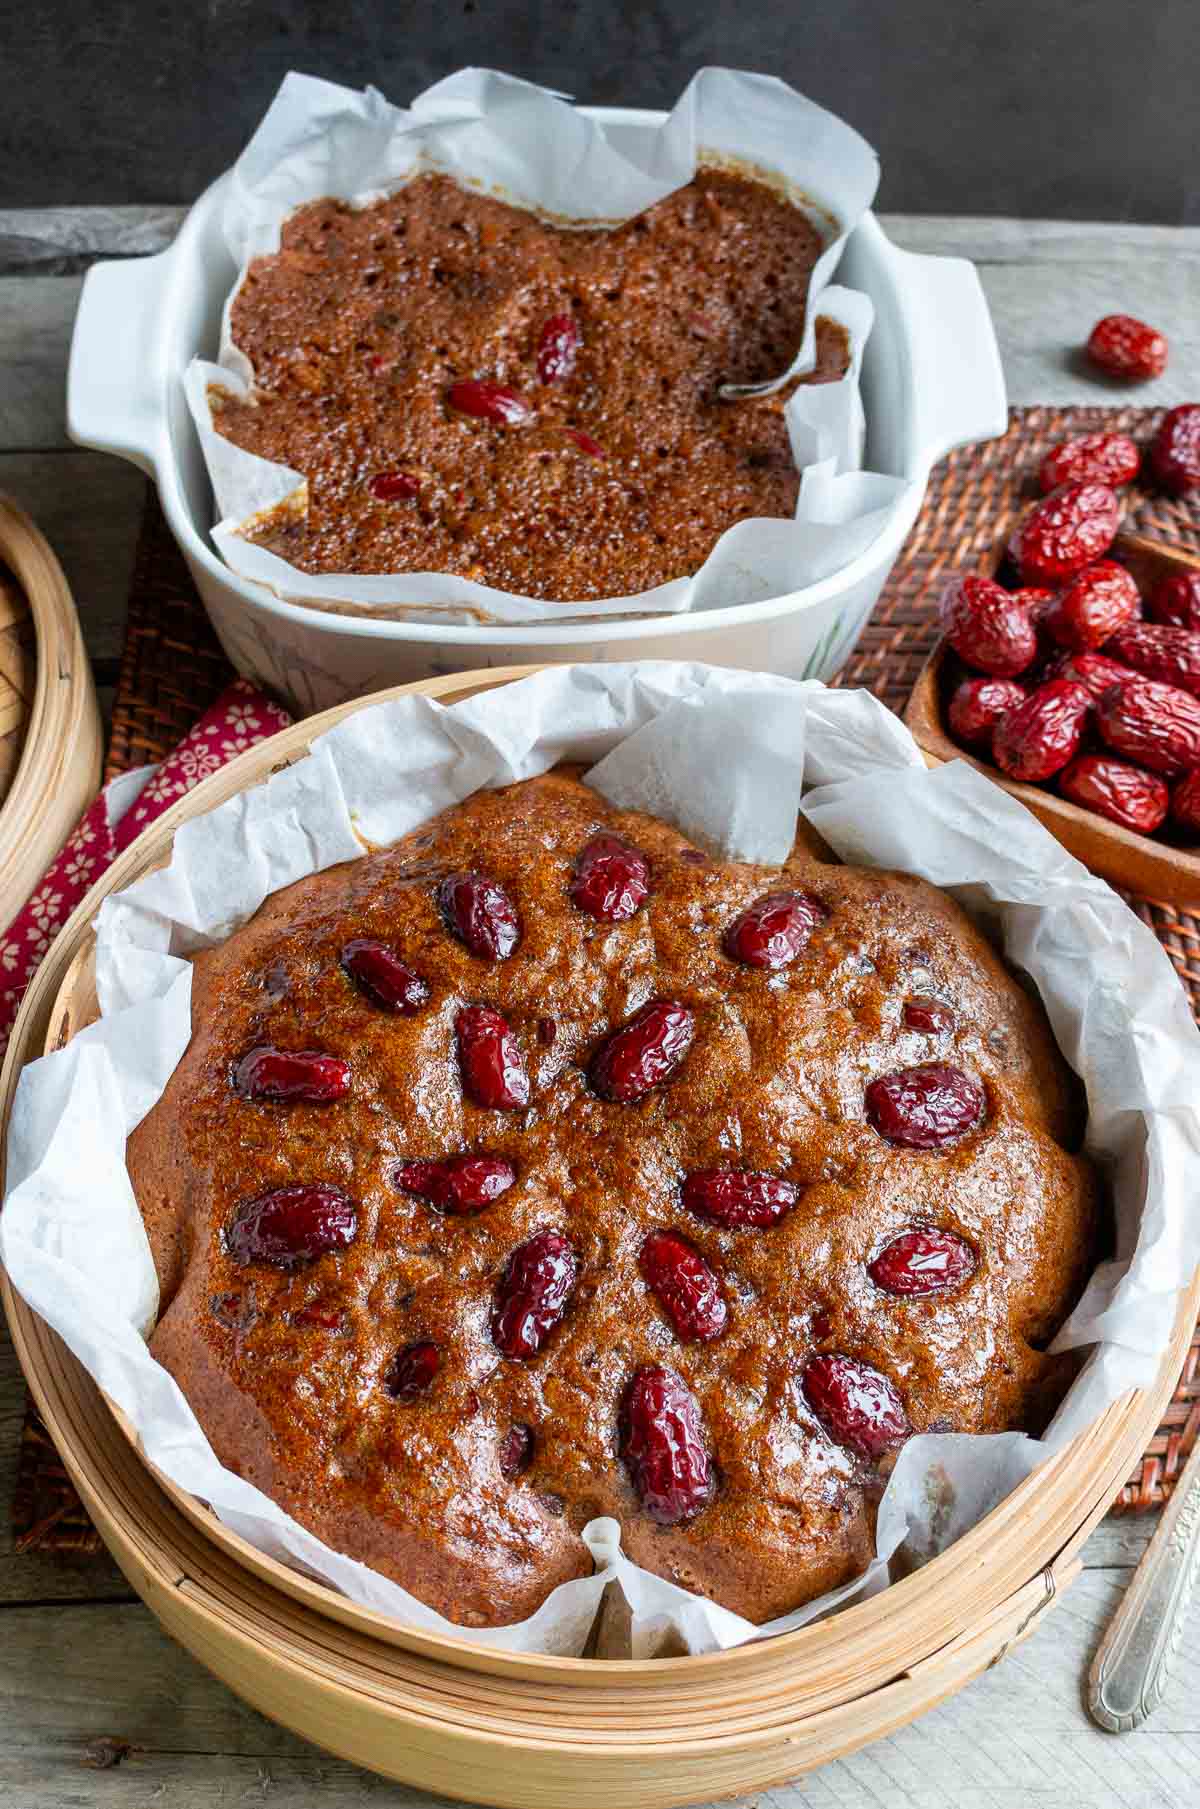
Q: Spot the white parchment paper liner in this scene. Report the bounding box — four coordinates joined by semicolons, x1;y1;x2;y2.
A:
5;662;1200;1657
185;68;918;627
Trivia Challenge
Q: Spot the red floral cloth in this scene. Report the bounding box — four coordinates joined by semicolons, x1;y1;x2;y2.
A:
0;679;291;1056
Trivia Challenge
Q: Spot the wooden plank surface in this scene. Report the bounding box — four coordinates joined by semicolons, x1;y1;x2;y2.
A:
2;1567;1197;1808
3;209;1200;1808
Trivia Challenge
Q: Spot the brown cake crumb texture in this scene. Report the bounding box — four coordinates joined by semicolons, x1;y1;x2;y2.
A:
212;169;849;600
128;773;1097;1629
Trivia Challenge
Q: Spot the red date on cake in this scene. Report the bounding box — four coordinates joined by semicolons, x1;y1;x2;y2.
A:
723;890;827;969
491;1229;578;1359
393;1154;517;1214
446;379;533;427
293;1303;344;1331
225;1183;358;1269
1008;482;1120;585
369;470;420;501
499;1423;534;1479
868;1228;977;1297
620;1364;714;1525
341;939;430;1013
589;999;694;1102
682;1168;799;1229
570;833;651;922
231;1045;351;1103
1096;678;1200;776
1038;431;1141;494
566;427;604;458
438;870;521;960
455;1005;530;1111
639;1230;727;1343
536;313;581;384
1058;755;1169;833
801;1353;910;1459
865;1063;985;1149
384;1339;440;1401
902;997;955;1034
993;680;1093;783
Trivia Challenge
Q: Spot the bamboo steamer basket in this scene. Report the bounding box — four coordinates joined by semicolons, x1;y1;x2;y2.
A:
4;665;1197;1806
0;495;103;922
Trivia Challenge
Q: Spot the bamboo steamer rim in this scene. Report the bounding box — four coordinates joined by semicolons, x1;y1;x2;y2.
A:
0;561;34;809
3;663;1196;1713
0;494;103;921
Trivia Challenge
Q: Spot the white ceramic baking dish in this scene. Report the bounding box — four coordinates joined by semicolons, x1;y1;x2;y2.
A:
68;107;1007;714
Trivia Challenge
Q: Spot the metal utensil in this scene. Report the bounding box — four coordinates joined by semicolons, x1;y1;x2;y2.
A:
1087;1432;1200;1732
716;372;793;401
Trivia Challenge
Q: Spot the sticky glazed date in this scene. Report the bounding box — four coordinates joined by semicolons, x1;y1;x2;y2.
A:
384;1339;440;1400
491;1230;578;1359
341;940;430;1013
620;1365;714;1524
868;1228;977;1297
231;1046;350;1103
438;871;521;960
801;1353;910;1459
639;1230;727;1342
393;1154;517;1214
225;1184;358;1269
681;1169;799;1229
865;1064;985;1149
456;1006;530;1111
723;891;827;969
570;834;651;922
589;1000;694;1103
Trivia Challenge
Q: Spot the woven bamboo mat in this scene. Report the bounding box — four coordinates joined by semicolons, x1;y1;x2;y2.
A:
11;403;1199;1557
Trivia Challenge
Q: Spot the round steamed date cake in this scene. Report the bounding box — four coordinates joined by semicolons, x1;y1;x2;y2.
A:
127;771;1097;1628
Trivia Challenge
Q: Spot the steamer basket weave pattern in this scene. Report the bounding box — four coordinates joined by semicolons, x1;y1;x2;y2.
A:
11;404;1199;1557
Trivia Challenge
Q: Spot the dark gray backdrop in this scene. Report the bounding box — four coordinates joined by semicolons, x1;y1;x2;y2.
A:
4;0;1198;221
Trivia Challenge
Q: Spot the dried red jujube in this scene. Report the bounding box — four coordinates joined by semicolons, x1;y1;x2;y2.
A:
231;1046;351;1103
681;1169;799;1230
620;1365;714;1525
868;1228;977;1297
225;1183;358;1269
639;1230;727;1343
865;1063;985;1149
491;1229;578;1359
589;1000;694;1103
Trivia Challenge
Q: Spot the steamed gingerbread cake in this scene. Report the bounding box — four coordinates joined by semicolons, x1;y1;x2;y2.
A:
210;167;850;600
127;771;1096;1627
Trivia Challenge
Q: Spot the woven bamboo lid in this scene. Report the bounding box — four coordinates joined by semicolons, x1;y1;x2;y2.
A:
0;496;102;924
3;667;1196;1804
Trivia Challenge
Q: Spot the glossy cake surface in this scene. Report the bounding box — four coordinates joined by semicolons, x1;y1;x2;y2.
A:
128;772;1096;1627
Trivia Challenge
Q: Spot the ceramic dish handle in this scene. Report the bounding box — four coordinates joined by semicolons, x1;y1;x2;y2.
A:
891;245;1009;470
67;250;176;475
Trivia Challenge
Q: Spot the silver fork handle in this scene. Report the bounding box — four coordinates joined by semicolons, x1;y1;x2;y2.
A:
1087;1433;1200;1733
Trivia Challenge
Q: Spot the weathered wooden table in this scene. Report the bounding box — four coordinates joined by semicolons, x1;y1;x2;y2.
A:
2;210;1199;1809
